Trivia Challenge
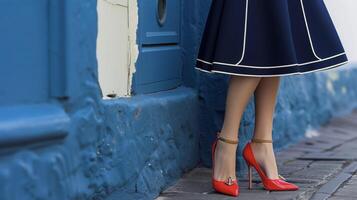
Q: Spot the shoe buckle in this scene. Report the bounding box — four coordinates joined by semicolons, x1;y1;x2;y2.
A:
225;177;234;185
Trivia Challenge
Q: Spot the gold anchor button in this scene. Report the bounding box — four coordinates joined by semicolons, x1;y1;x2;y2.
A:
224;176;234;185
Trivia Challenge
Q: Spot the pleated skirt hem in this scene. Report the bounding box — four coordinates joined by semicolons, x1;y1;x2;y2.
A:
195;52;348;77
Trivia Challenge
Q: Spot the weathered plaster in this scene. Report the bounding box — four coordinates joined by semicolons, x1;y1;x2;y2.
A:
127;0;139;96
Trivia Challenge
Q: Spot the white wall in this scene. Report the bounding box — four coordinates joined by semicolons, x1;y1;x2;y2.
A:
97;0;129;98
97;0;138;98
325;0;357;64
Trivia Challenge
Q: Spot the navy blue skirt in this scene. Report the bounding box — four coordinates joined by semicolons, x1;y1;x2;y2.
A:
195;0;349;77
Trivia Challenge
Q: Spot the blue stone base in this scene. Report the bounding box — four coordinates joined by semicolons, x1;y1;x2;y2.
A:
102;87;201;200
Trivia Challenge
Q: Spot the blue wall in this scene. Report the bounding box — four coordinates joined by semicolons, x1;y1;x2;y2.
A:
0;1;200;199
0;0;357;200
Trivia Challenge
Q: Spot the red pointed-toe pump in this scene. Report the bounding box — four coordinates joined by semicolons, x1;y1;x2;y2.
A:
242;138;299;191
211;132;240;197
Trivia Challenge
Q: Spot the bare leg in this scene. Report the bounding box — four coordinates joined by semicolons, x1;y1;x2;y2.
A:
214;75;262;181
251;77;281;179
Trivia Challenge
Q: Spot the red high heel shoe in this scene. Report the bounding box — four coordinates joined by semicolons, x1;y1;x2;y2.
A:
242;138;299;191
211;132;239;197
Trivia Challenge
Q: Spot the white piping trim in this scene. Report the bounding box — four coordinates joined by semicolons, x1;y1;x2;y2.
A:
196;58;212;65
235;0;249;65
195;61;348;77
197;52;346;68
300;0;322;60
195;67;213;73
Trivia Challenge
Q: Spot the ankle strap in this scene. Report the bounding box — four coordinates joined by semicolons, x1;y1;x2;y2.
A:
217;135;238;144
251;138;272;143
216;132;239;144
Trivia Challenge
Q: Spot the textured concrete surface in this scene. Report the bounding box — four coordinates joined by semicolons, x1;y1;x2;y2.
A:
102;87;201;200
156;109;357;200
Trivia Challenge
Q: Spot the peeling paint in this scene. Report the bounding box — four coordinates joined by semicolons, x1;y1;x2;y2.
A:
327;71;340;81
341;86;347;94
326;80;335;94
127;0;139;96
305;127;320;138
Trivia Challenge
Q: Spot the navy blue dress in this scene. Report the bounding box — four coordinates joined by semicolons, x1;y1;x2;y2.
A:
195;0;349;77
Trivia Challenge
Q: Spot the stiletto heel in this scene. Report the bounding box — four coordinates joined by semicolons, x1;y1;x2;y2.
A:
211;131;240;197
242;138;299;191
247;164;252;190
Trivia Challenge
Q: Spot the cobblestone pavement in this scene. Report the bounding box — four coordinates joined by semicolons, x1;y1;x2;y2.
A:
155;110;357;200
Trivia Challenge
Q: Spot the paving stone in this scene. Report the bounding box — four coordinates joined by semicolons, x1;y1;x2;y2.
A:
333;188;357;198
310;192;330;200
279;166;308;176
286;146;324;154
282;178;319;185
298;155;349;161
291;164;341;181
276;150;306;161
163;179;213;194
328;117;357;130
342;162;357;174
180;167;212;182
327;128;357;140
329;175;357;198
299;138;357;161
314;173;351;194
304;139;344;151
319;127;357;141
156;191;238;200
237;191;303;200
327;196;357;200
283;159;314;167
308;161;344;170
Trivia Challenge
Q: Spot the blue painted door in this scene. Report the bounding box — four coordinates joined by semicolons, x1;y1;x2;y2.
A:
132;0;183;94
